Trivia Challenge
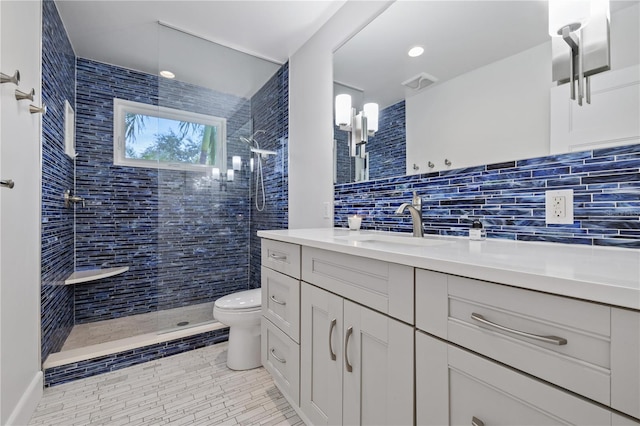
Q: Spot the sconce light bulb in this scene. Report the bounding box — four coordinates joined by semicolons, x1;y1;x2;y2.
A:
232;155;242;171
211;167;220;180
335;94;352;127
548;0;592;37
363;103;379;133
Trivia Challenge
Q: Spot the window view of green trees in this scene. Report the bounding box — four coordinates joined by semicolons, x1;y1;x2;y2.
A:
124;112;219;166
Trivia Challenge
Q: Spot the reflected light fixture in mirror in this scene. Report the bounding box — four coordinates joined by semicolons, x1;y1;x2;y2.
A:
159;70;175;79
335;94;379;158
232;155;242;171
549;0;610;105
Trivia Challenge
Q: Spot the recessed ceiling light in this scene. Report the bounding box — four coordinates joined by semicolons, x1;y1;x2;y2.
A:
407;46;424;58
160;70;175;79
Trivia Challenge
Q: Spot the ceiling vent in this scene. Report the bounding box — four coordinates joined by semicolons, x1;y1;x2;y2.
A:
401;72;438;91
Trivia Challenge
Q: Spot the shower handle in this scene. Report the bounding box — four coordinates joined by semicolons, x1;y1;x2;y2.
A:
64;189;85;208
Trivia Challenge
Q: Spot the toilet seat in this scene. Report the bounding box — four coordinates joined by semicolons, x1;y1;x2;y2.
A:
214;288;261;311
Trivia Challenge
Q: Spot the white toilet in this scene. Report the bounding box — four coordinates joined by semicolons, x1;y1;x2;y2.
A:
213;288;262;370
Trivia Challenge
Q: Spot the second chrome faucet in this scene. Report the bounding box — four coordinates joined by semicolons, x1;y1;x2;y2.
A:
395;191;424;237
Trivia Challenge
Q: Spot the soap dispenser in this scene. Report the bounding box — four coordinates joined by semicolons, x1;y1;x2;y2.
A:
469;220;486;241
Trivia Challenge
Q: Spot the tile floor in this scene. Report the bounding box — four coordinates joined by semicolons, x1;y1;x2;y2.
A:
30;342;303;426
61;302;216;351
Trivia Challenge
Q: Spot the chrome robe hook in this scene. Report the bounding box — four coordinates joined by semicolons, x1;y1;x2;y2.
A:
1;70;20;85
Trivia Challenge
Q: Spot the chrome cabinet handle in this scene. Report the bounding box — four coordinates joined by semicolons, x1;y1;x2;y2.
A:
270;348;286;364
270;294;286;306
472;416;485;426
329;318;337;361
1;179;15;189
471;313;567;346
269;253;287;261
344;326;353;372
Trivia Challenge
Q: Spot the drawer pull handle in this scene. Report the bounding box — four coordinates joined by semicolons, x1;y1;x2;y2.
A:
270;294;286;305
345;326;353;372
471;313;568;346
471;416;485;426
270;348;286;364
329;318;337;361
269;253;287;262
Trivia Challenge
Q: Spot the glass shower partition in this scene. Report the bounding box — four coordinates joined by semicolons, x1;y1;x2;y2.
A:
155;24;279;333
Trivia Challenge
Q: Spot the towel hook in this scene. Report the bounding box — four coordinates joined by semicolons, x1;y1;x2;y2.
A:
1;70;20;85
15;88;35;101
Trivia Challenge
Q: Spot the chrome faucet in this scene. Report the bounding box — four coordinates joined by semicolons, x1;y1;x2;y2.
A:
395;191;424;237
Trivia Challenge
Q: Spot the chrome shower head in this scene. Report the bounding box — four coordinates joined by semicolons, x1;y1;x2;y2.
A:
240;136;253;146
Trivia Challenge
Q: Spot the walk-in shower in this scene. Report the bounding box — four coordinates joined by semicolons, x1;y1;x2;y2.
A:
40;13;288;386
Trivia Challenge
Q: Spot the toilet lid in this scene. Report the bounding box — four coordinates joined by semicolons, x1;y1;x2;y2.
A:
214;288;262;311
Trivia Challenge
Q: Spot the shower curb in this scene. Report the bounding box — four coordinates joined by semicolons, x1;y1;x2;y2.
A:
44;327;229;387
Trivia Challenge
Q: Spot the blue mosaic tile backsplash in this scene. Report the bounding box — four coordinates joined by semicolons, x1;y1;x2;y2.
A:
41;0;76;361
335;144;640;248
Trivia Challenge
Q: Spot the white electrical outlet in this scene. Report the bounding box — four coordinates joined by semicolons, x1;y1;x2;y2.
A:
545;189;574;224
323;201;333;219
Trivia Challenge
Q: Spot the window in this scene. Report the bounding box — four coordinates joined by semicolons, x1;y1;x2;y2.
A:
113;99;227;171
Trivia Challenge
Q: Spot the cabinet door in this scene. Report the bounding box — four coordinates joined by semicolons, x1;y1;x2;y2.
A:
343;300;414;426
300;283;343;425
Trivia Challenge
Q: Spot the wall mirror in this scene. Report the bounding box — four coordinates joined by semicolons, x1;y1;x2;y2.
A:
333;0;640;184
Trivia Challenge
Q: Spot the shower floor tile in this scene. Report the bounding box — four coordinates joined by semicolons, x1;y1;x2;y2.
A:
61;302;215;351
30;342;304;425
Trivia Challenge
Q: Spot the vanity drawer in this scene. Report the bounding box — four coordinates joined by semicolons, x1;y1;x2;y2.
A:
301;247;414;324
262;239;301;279
416;331;614;426
261;317;300;406
416;269;612;406
261;266;300;343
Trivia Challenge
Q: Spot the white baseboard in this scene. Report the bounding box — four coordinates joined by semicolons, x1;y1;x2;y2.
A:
6;371;43;426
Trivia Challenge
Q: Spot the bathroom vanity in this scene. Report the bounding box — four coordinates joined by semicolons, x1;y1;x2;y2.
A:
259;228;640;425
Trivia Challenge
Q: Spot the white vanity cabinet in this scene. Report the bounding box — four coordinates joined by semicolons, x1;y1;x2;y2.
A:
299;248;414;426
260;239;301;406
258;230;640;426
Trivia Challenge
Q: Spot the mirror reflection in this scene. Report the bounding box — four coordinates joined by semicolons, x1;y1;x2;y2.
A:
334;0;640;183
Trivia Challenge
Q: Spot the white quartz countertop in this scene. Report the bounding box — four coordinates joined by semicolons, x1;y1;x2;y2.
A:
257;228;640;310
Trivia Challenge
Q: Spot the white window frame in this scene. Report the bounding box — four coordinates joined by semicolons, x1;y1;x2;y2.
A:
113;98;227;171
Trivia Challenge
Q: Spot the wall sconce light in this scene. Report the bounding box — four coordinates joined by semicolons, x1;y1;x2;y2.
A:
549;0;610;106
232;156;242;171
335;94;379;158
226;169;234;182
211;167;221;180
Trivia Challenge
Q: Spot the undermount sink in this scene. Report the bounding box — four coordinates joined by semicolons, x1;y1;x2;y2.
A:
336;233;452;248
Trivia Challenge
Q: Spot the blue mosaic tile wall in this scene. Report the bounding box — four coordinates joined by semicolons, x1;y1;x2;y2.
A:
367;101;406;180
74;59;252;323
44;327;229;387
249;63;289;289
41;0;76;362
334;101;406;183
335;144;640;248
